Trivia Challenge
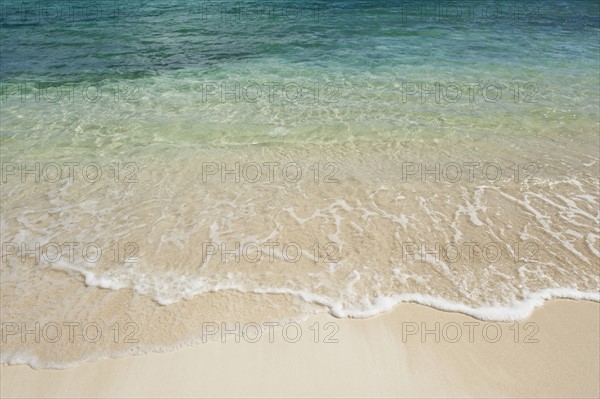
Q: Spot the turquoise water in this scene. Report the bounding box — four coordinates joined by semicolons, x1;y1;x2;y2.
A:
1;1;599;77
1;1;599;149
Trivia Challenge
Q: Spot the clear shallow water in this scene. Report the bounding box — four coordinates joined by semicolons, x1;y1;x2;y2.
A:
1;0;599;145
1;0;599;367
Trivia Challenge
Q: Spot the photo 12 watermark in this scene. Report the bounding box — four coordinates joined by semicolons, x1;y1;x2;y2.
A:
0;1;142;24
400;321;539;343
200;241;341;266
201;161;340;183
400;82;539;104
0;82;140;104
398;241;540;264
1;241;140;265
400;161;541;184
197;2;340;23
398;2;541;24
200;321;340;343
1;321;140;344
1;161;140;184
199;81;340;104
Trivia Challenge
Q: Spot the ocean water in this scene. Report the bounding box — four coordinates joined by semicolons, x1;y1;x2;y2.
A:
1;0;599;367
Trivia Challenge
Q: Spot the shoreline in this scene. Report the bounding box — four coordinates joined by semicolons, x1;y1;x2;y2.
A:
2;299;598;398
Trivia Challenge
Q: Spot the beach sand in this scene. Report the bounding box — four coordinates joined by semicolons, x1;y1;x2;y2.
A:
1;299;598;398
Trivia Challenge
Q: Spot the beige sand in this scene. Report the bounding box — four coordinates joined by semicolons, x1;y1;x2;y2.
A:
1;299;598;398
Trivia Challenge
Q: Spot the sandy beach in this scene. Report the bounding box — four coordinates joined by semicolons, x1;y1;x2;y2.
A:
2;299;598;398
2;1;599;398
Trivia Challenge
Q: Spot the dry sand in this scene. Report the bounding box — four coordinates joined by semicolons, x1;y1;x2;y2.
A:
1;299;598;398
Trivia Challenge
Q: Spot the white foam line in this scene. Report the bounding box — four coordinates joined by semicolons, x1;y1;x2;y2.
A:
195;285;600;322
65;262;600;323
